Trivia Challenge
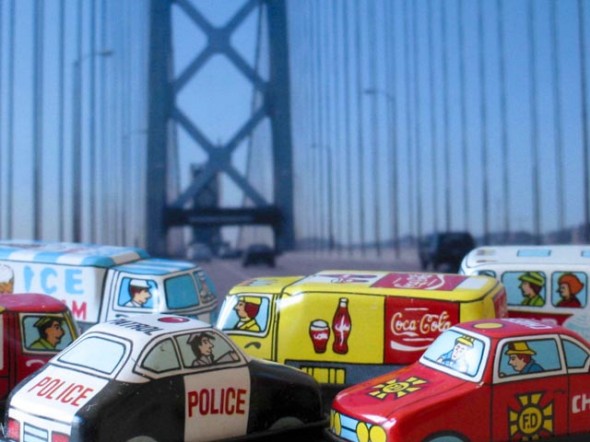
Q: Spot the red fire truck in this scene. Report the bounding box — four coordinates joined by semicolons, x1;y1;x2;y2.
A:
0;293;78;409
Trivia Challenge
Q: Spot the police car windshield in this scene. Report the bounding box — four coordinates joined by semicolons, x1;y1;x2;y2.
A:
58;335;128;376
421;329;487;381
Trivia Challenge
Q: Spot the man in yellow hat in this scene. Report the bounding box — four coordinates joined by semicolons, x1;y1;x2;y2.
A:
518;272;545;306
234;296;262;331
505;341;543;374
437;334;475;373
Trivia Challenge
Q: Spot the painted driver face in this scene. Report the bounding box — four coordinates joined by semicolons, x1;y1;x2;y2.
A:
45;320;65;347
234;301;248;319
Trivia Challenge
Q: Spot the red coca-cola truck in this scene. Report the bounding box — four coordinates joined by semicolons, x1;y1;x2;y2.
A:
0;293;78;409
216;270;507;387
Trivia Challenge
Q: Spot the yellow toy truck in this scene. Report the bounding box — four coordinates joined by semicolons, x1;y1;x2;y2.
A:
216;270;507;386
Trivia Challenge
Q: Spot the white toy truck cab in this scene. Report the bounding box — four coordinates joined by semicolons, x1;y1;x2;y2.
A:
0;241;217;331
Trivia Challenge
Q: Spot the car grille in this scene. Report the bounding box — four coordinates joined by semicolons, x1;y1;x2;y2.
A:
23;423;49;442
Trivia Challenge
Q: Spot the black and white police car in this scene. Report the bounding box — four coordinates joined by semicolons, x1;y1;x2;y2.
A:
2;314;324;441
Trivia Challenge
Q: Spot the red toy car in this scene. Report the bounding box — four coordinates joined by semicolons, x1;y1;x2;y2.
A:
330;318;590;441
0;293;78;409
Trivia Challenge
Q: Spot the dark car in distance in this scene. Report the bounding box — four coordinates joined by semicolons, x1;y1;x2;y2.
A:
418;232;476;272
242;244;276;267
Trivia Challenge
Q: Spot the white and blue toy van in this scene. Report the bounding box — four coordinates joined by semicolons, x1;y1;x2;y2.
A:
0;241;217;330
460;245;590;340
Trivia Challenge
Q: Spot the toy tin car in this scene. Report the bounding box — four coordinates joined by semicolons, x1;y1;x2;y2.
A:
217;270;507;387
0;293;78;410
460;245;590;341
0;240;217;331
330;318;590;442
3;314;325;442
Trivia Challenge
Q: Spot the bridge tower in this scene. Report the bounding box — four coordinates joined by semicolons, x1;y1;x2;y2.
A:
146;0;294;256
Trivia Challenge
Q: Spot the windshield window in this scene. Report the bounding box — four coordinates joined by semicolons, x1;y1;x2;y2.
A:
165;274;199;309
422;329;486;380
117;277;157;310
217;294;271;335
58;336;127;375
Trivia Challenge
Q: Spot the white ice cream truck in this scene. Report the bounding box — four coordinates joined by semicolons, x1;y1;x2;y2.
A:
0;241;217;331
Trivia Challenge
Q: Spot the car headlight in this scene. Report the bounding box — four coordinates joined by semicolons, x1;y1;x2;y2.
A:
330;410;387;442
356;421;387;442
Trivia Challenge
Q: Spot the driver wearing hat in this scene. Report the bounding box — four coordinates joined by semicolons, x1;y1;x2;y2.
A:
505;341;543;374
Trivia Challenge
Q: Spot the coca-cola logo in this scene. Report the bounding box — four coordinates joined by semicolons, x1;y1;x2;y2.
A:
384;298;460;364
390;310;452;337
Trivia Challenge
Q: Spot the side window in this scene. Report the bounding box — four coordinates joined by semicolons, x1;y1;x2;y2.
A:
175;331;240;369
552;272;587;308
563;339;590;369
217;294;271;335
502;271;546;307
193;270;216;304
142;338;181;373
165;274;199;309
22;314;76;352
498;339;561;379
117;277;156;310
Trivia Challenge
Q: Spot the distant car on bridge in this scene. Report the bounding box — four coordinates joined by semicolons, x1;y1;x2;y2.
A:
242;244;276;267
418;231;476;272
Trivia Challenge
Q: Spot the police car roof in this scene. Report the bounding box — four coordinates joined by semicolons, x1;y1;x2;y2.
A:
0;293;69;313
463;245;590;267
0;240;149;268
90;314;213;344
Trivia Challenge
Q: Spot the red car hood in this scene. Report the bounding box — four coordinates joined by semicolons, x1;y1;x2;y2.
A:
333;362;479;423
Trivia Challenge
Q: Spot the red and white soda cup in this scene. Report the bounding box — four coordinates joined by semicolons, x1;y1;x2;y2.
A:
309;320;330;353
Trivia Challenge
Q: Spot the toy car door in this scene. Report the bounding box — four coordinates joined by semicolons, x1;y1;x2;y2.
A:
561;336;590;434
140;329;251;441
492;337;568;440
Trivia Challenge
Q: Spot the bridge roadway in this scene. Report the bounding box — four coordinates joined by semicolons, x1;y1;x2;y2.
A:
197;249;422;440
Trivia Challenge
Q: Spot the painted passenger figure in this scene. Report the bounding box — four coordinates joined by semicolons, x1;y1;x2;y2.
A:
437;335;474;373
234;296;261;332
556;273;584;308
505;341;543;374
0;264;14;294
197;271;216;304
125;279;152;308
518;272;545;306
30;317;65;350
189;332;215;366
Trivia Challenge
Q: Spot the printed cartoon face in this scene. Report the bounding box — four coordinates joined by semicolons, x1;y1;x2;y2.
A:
330;318;590;442
44;320;65;346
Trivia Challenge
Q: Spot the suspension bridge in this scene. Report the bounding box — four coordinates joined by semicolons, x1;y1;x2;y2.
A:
0;0;589;259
